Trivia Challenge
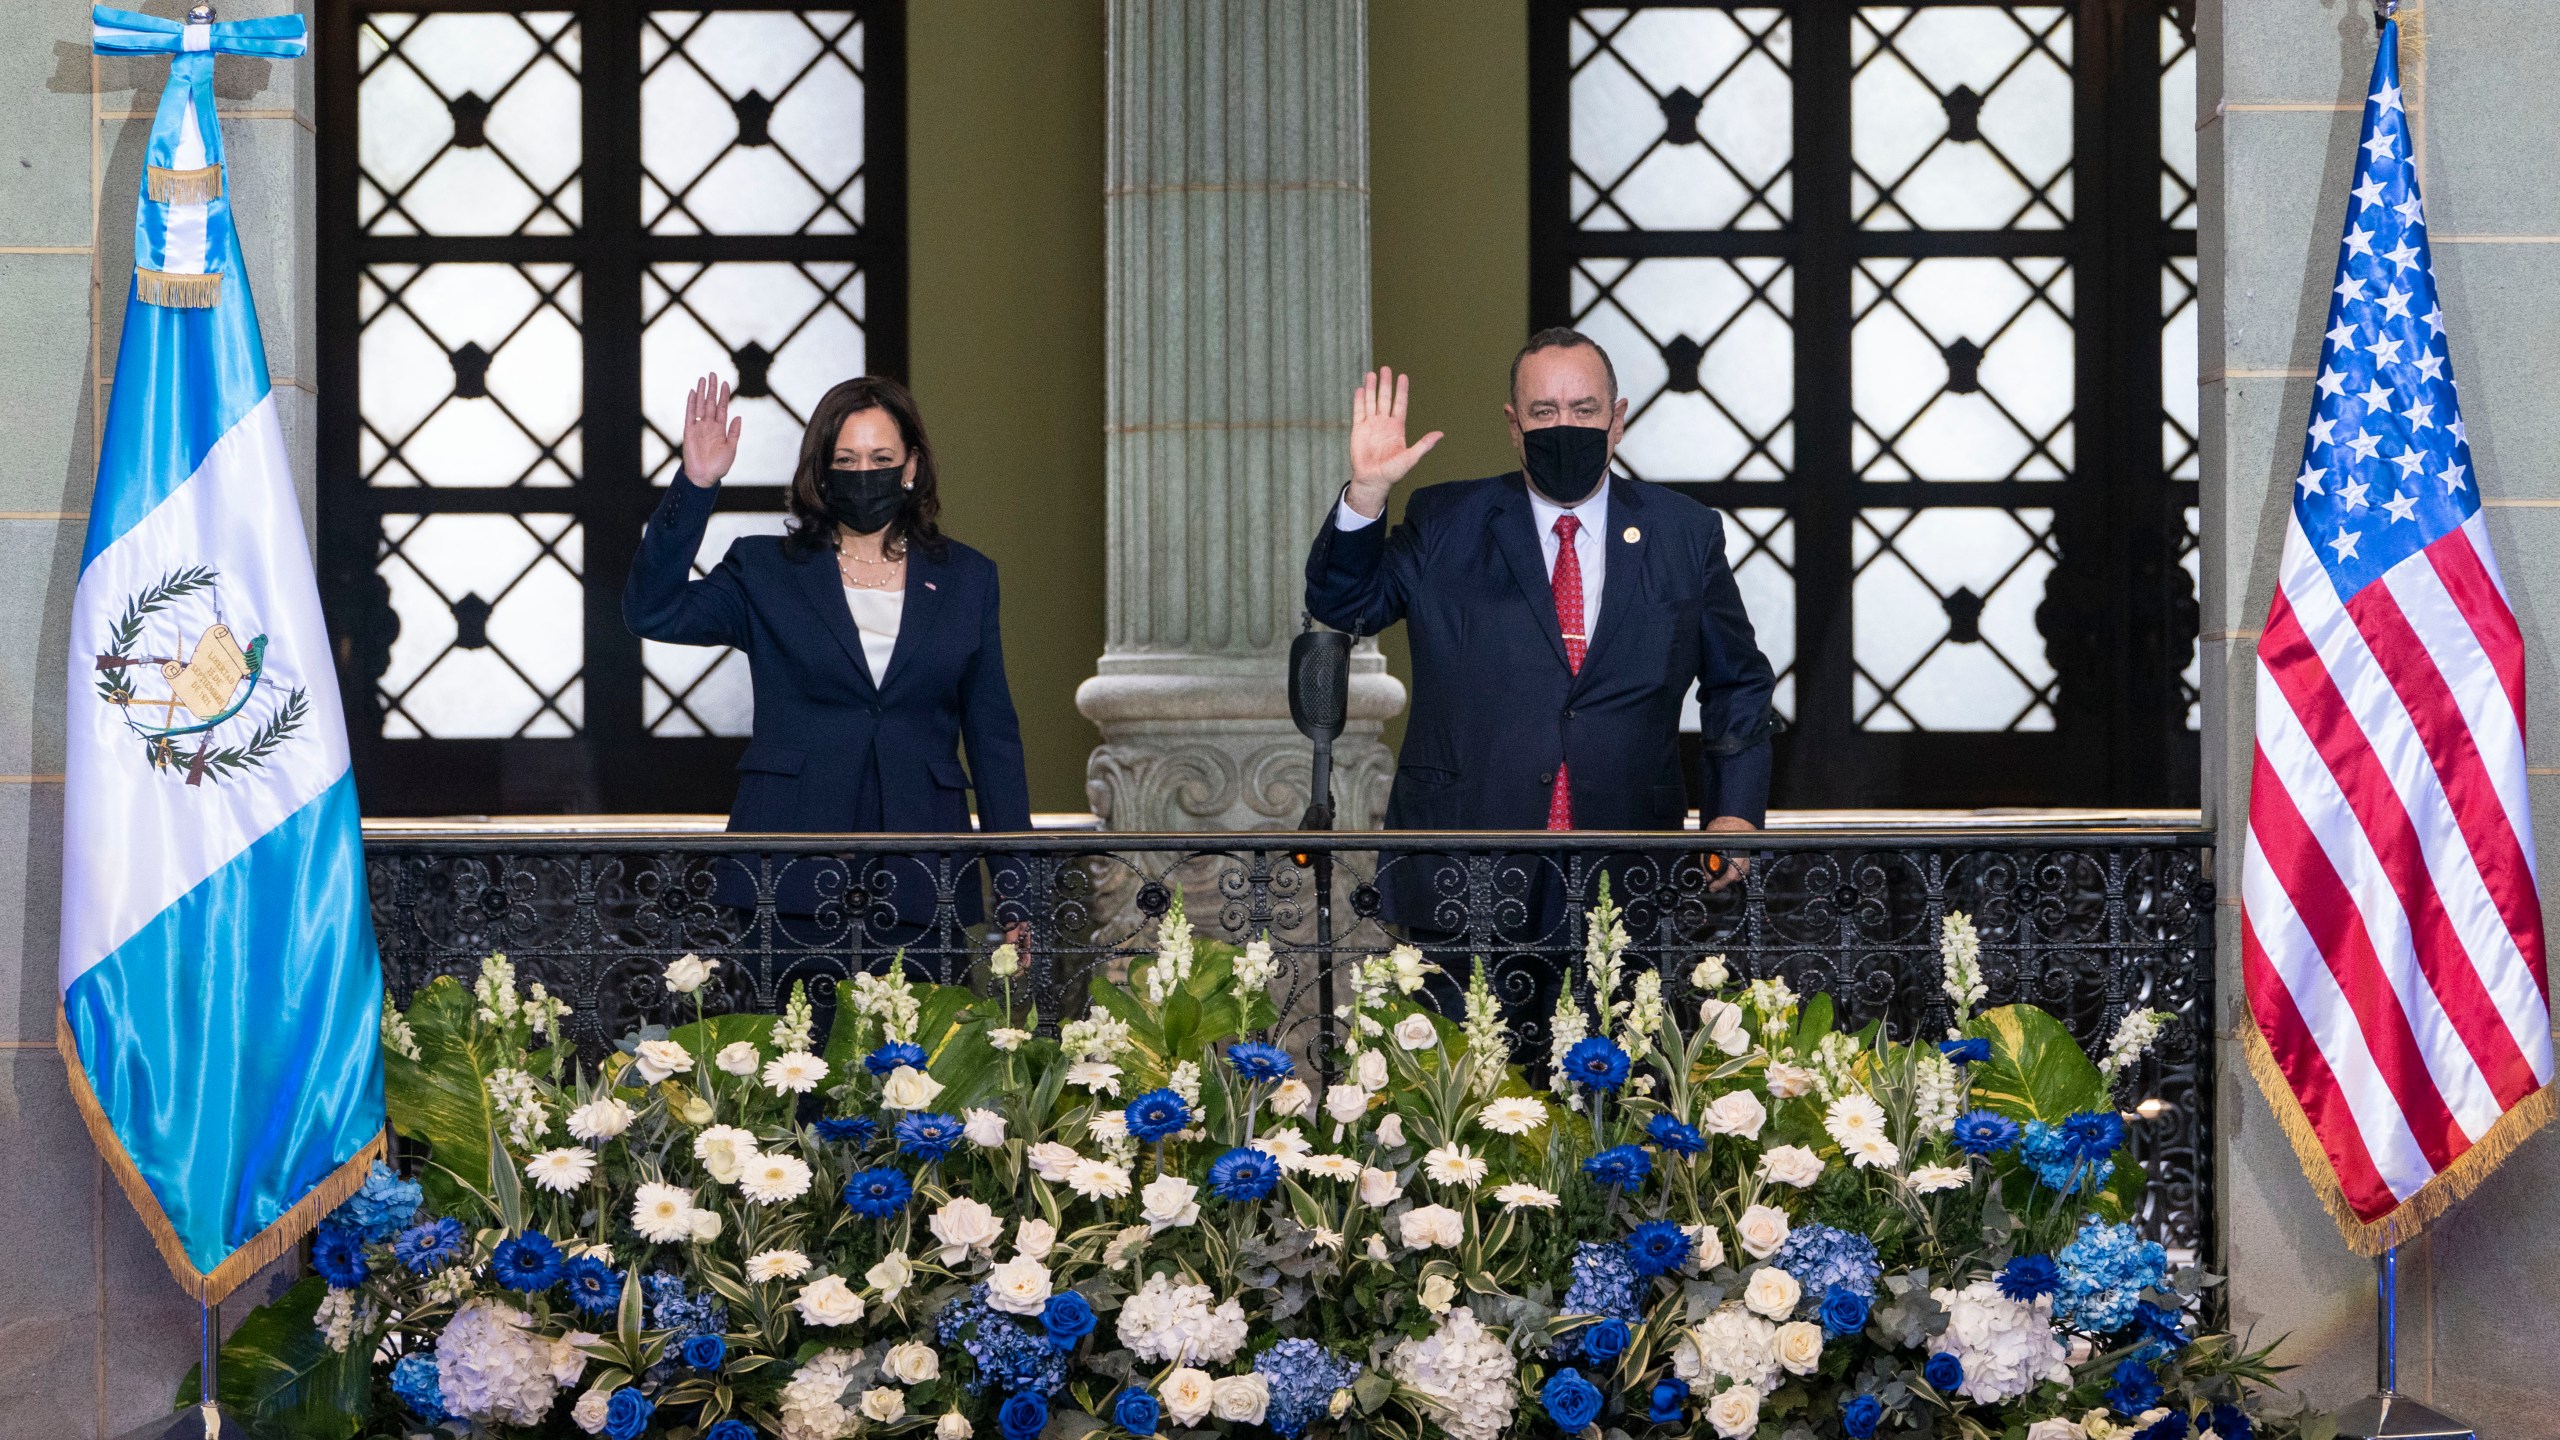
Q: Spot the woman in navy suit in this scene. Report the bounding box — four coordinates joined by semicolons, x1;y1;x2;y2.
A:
624;373;1031;947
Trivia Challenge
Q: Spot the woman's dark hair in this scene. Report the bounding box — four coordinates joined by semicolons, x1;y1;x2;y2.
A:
782;375;947;561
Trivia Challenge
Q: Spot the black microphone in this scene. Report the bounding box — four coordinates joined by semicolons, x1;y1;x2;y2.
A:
1289;623;1351;829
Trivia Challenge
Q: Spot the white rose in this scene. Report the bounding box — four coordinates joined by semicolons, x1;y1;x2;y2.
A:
1707;1384;1761;1440
985;1257;1053;1315
1687;1224;1727;1273
1736;1204;1791;1259
1774;1320;1824;1374
939;1413;975;1440
631;1039;694;1084
689;1208;723;1242
1419;1273;1458;1314
862;1387;909;1423
929;1197;1005;1263
1358;1166;1405;1208
2027;1421;2088;1440
1355;1050;1390;1090
1375;1112;1407;1149
1765;1063;1816;1099
1027;1142;1082;1181
566;1097;635;1141
1744;1266;1802;1319
884;1341;941;1385
880;1064;945;1111
693;1124;758;1184
1015;1218;1058;1260
1701;1090;1768;1140
1162;1369;1216;1427
664;953;716;994
1324;1083;1371;1125
794;1275;866;1326
1366;1234;1391;1262
1394;1013;1440;1051
571;1387;613;1434
1399;1203;1466;1249
1690;955;1729;990
867;1250;915;1302
1211;1374;1271;1425
990;1027;1031;1052
988;943;1022;978
1698;999;1751;1056
963;1107;1008;1148
714;1040;761;1075
1269;1078;1313;1117
1759;1144;1824;1188
1141;1174;1202;1231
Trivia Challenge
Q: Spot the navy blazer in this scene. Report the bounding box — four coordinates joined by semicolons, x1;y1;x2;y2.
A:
1306;471;1777;843
625;476;1032;923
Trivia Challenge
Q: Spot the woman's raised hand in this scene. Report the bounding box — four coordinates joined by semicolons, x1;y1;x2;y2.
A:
681;373;742;487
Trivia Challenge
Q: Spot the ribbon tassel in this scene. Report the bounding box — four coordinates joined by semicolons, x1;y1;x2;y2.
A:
146;163;223;205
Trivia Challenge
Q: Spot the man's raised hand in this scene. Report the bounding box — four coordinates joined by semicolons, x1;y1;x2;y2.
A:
1344;366;1444;519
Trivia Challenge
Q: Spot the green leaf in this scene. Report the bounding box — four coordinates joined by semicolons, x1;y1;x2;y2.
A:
489;1107;527;1234
1791;992;1836;1057
915;984;981;1057
175;1276;368;1440
928;1016;1005;1112
1159;988;1203;1062
669;1010;776;1060
381;977;503;1220
1961;1004;2110;1125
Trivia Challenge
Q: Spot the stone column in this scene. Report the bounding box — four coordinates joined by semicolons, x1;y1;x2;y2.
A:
1077;0;1403;833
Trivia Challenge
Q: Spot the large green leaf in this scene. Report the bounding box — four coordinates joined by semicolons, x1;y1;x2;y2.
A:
176;1276;369;1440
381;976;504;1220
1961;1004;2110;1125
669;1010;778;1059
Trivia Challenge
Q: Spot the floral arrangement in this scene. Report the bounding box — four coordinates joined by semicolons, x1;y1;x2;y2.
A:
194;889;2314;1440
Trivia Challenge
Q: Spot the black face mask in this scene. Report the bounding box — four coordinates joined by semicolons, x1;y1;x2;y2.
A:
821;464;908;535
1521;423;1611;506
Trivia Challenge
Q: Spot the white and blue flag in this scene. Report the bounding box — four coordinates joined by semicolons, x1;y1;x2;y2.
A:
63;5;383;1302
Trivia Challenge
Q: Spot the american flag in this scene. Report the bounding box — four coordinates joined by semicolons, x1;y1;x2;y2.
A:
2241;19;2553;1252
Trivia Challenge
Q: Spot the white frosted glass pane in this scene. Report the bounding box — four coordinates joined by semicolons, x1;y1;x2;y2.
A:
2164;257;2200;479
378;514;584;737
2182;504;2202;730
1854;257;2071;481
644;262;867;486
362;264;581;487
1853;507;2056;731
1576;257;1793;481
643;512;791;735
1570;8;1791;230
1853;7;2071;230
358;13;580;235
644;11;865;235
2162;17;2198;225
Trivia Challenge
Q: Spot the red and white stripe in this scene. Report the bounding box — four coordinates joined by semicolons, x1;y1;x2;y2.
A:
2243;511;2551;1224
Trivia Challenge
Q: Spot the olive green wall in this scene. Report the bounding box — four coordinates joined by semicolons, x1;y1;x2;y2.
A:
1369;0;1532;755
907;1;1109;813
906;0;1526;805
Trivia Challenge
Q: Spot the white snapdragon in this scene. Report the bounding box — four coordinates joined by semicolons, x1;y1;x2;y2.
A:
1234;936;1278;993
472;952;522;1026
1146;891;1197;1004
486;1067;550;1150
771;981;817;1053
2099;1008;2175;1078
381;994;422;1060
1059;1007;1134;1064
1940;912;1985;1025
845;970;924;1043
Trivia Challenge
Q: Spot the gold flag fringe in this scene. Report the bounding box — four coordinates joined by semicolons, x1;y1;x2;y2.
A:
2244;1022;2559;1256
56;1007;387;1304
147;163;223;204
136;268;221;309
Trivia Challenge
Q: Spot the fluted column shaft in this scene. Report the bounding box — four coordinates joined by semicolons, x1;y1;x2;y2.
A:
1078;0;1401;831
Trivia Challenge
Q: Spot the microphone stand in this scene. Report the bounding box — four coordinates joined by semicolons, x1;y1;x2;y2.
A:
1289;621;1350;1053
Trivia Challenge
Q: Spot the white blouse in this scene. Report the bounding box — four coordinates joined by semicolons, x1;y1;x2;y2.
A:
842;585;904;682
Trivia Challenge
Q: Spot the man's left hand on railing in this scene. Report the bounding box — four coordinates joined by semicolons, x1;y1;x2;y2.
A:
1705;815;1757;893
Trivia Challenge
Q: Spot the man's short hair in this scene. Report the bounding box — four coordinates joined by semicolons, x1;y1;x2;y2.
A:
1510;326;1619;405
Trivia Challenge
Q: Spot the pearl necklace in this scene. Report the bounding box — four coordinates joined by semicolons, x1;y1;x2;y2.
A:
838;542;905;591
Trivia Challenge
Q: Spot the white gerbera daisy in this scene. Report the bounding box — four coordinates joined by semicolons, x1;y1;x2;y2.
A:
1904;1164;1972;1194
1065;1158;1134;1200
1423;1144;1490;1188
632;1182;696;1244
1066;1060;1124;1096
1476;1096;1549;1136
740;1152;814;1204
1823;1092;1889;1147
1491;1182;1560;1210
763;1051;830;1094
1298;1154;1361;1181
524;1147;597;1193
747;1248;813;1282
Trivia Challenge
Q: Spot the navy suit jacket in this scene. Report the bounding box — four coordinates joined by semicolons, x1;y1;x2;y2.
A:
1306;472;1776;847
624;477;1032;923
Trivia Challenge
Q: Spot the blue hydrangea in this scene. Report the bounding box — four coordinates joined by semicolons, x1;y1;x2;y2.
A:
2020;1120;2115;1193
2055;1220;2169;1334
644;1272;728;1344
332;1161;422;1243
1772;1223;1883;1300
1561;1241;1642;1319
937;1286;1070;1397
389;1353;446;1421
1254;1339;1362;1438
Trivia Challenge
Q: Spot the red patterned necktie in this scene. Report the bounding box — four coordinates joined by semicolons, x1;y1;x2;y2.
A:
1547;513;1585;831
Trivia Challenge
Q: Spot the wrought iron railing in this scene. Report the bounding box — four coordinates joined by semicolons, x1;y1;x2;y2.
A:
364;825;2215;1257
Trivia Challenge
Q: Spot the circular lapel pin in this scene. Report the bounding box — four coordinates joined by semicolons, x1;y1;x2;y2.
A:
1622;525;1642;544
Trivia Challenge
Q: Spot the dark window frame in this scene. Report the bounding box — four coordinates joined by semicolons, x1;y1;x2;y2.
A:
315;0;908;815
1530;0;2199;809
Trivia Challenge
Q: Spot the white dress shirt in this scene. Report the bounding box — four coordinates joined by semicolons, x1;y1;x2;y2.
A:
843;585;904;682
1336;475;1611;633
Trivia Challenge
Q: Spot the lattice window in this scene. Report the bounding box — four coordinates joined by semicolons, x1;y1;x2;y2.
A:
1535;0;2199;803
320;2;905;812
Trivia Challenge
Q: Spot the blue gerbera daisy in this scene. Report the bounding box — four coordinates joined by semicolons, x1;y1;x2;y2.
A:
1998;1252;2062;1302
1207;1146;1282;1202
1645;1112;1706;1156
563;1256;623;1315
814;1115;879;1146
1123;1088;1192;1144
1624;1219;1693;1278
844;1167;915;1217
1225;1041;1296;1083
391;1216;468;1274
895;1112;968;1162
1951;1109;2023;1156
866;1040;929;1075
1562;1036;1632;1091
490;1230;566;1292
309;1221;368;1288
1582;1143;1651;1191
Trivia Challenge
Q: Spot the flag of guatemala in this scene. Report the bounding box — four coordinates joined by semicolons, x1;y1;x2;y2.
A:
63;6;383;1303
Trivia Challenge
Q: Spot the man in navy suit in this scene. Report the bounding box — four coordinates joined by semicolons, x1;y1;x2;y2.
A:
1304;328;1778;938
